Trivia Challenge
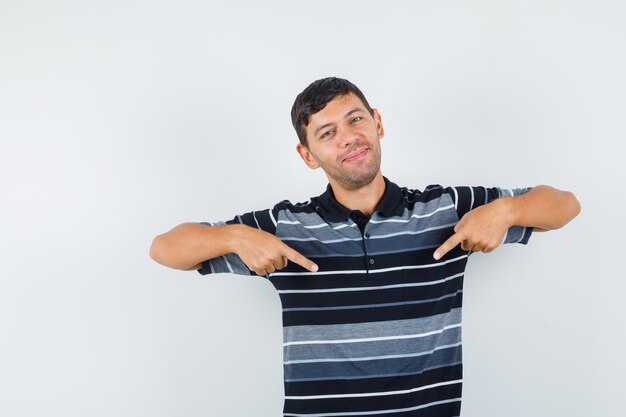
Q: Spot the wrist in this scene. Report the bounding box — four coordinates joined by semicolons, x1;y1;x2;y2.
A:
498;197;518;227
225;224;246;254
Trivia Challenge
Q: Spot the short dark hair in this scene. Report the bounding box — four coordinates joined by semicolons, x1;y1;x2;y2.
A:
291;77;375;148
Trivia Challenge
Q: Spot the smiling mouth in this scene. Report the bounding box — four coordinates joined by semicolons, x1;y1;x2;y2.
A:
343;148;369;163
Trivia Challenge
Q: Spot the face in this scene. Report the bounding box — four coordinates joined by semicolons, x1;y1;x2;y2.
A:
296;93;385;191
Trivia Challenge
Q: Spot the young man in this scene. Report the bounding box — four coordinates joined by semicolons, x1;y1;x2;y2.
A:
150;77;580;417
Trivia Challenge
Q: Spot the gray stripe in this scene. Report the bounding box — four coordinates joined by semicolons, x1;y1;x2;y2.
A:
285;360;463;383
279;220;358;230
503;225;527;244
279;220;456;246
452;187;459;211
198;220;252;276
497;186;532;199
280;238;365;259
278;203;456;241
284;344;461;381
221;253;252;275
368;222;457;240
495;186;533;245
284;342;461;365
275;229;460;260
222;254;234;274
284;326;461;363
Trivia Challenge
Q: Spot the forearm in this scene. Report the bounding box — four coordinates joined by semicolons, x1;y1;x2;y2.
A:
500;185;581;230
149;223;245;270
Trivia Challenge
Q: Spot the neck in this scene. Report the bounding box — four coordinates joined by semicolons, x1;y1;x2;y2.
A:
328;172;386;218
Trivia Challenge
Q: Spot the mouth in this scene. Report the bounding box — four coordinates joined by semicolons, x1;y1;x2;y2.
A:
343;148;369;163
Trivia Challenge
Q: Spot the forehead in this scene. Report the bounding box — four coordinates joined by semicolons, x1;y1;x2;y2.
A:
307;93;367;126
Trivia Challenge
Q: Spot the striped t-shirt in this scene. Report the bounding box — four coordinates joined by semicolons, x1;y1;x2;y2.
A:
197;176;533;417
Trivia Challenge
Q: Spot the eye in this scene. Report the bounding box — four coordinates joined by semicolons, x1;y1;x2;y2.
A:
321;129;334;139
351;116;362;123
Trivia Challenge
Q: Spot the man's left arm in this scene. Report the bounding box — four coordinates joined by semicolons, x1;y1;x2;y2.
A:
434;185;581;260
505;185;581;231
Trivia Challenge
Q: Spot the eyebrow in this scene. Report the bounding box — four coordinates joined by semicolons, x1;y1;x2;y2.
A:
313;107;365;137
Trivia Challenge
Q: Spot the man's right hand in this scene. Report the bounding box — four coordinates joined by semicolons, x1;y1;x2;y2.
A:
232;225;319;275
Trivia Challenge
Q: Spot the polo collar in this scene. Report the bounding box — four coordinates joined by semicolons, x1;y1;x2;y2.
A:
316;175;405;222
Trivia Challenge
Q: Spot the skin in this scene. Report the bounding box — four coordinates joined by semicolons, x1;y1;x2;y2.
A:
296;92;387;217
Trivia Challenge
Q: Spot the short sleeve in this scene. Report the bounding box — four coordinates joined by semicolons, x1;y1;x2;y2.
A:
196;205;280;277
444;185;534;245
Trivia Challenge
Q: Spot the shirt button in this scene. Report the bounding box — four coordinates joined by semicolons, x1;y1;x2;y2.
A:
369;258;375;265
364;232;370;239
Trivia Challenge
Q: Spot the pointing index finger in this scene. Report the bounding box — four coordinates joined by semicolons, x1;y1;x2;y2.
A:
283;246;318;272
434;233;462;260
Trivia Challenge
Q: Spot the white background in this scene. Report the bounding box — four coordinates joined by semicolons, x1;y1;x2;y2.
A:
1;1;623;416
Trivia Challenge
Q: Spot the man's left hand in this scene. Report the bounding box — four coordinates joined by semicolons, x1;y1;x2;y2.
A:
433;199;512;260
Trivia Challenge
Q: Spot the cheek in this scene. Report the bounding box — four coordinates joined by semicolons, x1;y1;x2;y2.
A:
314;144;334;157
356;125;377;139
309;148;332;165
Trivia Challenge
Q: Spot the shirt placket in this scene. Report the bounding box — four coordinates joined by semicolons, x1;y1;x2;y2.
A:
350;211;374;277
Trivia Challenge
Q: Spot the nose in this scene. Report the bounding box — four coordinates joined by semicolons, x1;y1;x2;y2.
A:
337;126;360;148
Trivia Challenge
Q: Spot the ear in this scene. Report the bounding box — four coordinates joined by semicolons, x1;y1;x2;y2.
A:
296;143;320;169
373;108;384;139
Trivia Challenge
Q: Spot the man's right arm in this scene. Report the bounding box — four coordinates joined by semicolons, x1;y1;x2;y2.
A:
149;223;318;275
149;223;242;271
